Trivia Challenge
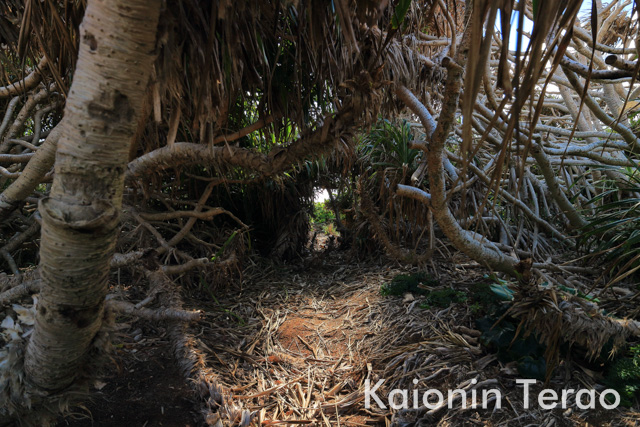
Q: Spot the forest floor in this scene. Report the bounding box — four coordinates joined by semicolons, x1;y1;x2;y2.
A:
59;237;640;427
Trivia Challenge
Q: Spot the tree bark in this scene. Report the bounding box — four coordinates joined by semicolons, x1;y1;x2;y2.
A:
24;0;160;392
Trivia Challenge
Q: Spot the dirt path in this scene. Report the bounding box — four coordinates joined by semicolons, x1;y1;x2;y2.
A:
64;250;638;426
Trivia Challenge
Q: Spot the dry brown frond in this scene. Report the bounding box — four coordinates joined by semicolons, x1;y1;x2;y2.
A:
508;274;632;382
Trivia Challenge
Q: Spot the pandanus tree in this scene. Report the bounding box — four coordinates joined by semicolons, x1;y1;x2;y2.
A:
0;0;640;424
1;0;160;423
24;0;161;392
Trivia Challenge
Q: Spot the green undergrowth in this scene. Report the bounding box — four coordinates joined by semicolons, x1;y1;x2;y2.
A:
380;272;438;296
311;201;341;236
468;281;504;314
419;289;467;309
380;273;511;313
380;269;640;404
477;276;640;400
473;276;556;381
476;311;547;380
603;344;640;406
311;201;335;224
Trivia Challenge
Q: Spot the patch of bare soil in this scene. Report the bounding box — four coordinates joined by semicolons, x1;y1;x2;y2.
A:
277;294;369;359
60;324;200;427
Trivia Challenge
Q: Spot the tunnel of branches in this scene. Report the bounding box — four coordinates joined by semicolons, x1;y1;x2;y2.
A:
1;0;640;426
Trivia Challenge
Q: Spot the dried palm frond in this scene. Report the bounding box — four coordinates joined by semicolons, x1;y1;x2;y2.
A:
505;259;638;381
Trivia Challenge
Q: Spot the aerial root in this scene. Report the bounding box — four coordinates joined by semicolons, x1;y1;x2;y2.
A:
106;299;202;322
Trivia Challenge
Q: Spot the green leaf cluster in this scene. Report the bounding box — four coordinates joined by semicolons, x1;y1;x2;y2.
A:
419;288;467;309
380;272;437;296
359;119;421;172
311;202;335;225
581;166;640;281
604;345;640;407
476;313;547;380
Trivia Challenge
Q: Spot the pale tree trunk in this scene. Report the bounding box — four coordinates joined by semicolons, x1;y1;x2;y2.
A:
24;0;160;391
